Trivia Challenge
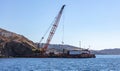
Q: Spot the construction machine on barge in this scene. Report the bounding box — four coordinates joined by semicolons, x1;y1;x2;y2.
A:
36;5;95;58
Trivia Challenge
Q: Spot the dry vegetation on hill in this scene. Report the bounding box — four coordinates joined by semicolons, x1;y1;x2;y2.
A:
0;28;38;57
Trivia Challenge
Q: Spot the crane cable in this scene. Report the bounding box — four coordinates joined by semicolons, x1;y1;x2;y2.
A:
39;20;55;44
61;9;65;45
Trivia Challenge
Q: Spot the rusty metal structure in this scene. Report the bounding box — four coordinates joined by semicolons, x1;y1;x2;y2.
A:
39;5;65;54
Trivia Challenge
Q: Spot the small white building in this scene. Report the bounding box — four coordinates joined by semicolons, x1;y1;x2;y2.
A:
69;49;90;55
69;50;82;55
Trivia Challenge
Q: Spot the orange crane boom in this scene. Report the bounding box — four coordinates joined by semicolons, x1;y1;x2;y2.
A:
42;5;65;52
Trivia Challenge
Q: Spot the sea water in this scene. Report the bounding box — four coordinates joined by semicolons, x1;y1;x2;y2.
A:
0;55;120;71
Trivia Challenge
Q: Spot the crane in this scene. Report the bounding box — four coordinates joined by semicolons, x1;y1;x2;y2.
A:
39;5;65;54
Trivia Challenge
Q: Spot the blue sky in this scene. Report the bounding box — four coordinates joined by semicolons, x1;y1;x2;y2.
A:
0;0;120;50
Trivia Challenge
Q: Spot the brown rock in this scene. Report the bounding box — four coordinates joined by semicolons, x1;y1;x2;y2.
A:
0;28;38;57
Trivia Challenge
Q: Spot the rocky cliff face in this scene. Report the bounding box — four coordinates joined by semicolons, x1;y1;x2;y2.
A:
0;28;37;57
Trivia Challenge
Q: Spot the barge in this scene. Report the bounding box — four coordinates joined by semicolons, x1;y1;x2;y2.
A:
29;48;96;58
34;5;96;58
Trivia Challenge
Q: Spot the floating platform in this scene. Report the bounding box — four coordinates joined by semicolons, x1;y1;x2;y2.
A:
38;54;95;58
25;53;96;58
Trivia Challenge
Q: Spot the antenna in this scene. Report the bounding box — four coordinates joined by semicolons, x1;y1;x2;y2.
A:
79;41;81;48
88;45;91;49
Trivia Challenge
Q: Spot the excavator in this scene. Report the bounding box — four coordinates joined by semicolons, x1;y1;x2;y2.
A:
38;5;65;55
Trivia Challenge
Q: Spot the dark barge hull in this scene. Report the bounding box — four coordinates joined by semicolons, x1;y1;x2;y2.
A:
2;53;96;58
27;54;96;58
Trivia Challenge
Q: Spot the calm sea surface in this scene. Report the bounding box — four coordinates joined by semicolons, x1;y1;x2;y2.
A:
0;55;120;71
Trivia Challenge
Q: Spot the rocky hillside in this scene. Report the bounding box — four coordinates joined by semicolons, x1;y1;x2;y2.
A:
47;44;120;55
1;28;120;58
0;28;37;57
92;48;120;55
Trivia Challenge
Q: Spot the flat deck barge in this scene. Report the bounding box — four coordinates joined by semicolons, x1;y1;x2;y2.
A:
38;54;95;58
25;53;96;58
